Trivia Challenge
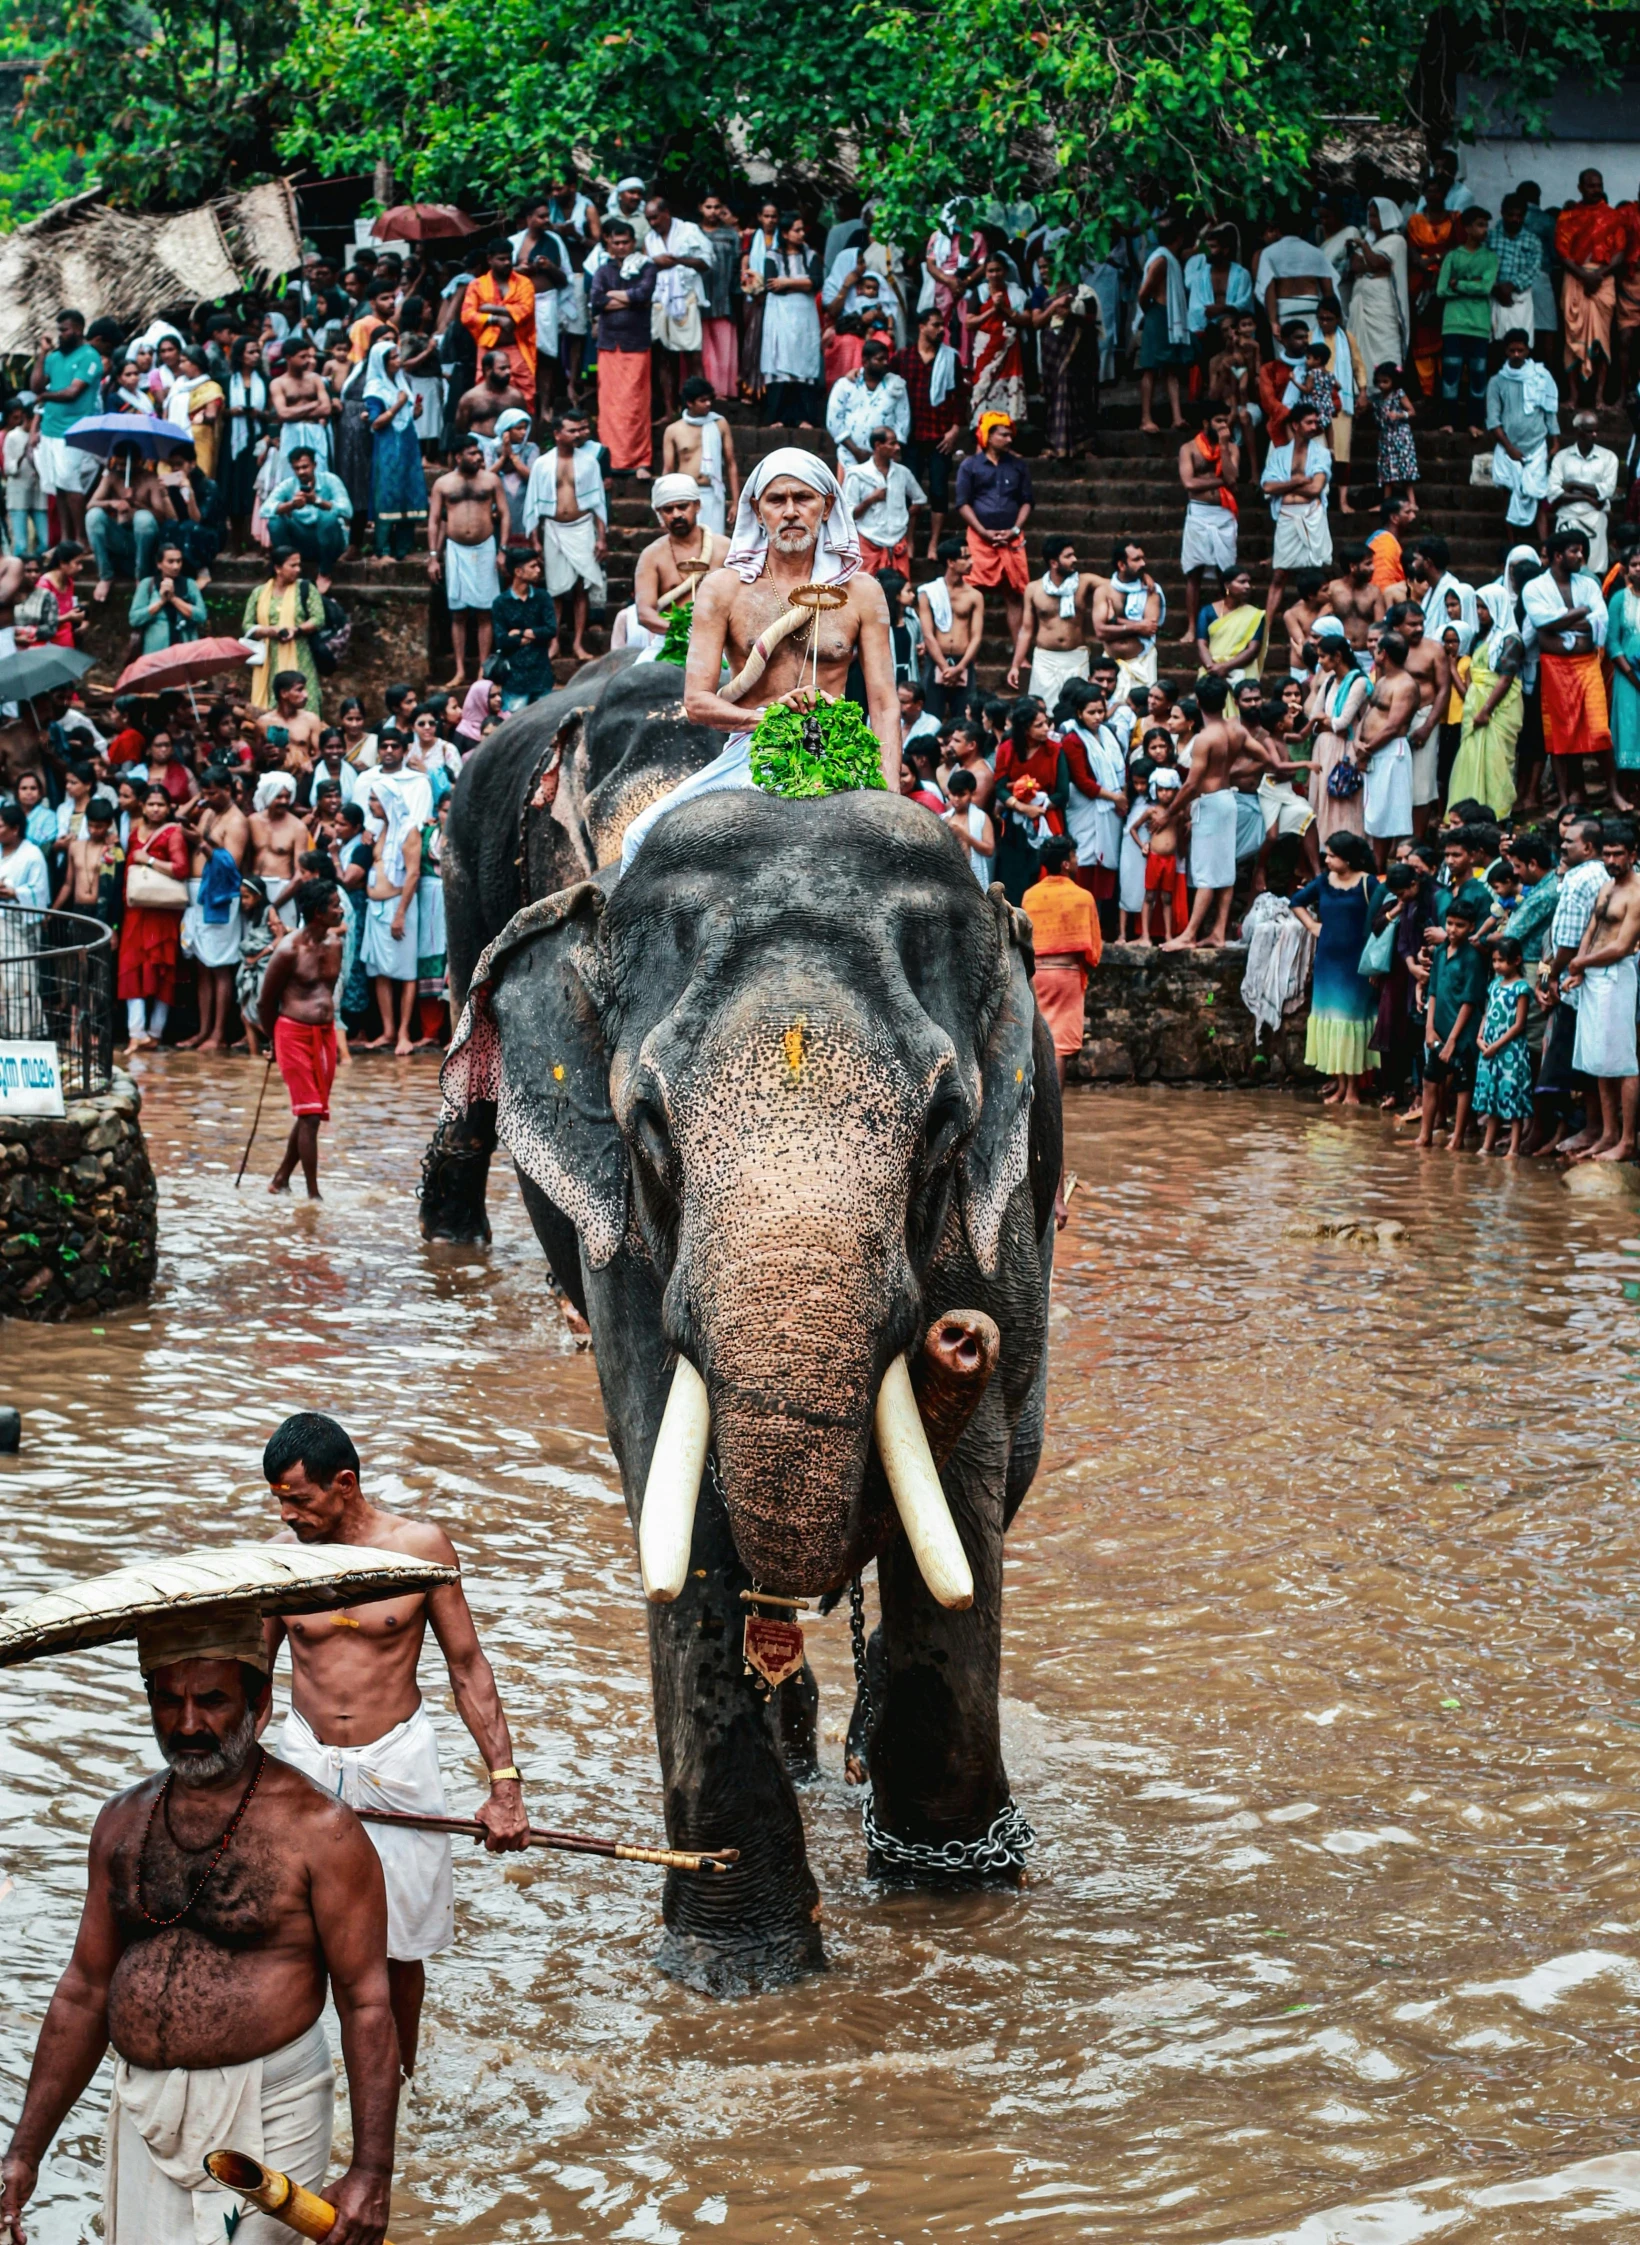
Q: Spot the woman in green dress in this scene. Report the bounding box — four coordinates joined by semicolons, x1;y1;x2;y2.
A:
1448;581;1524;820
1609;548;1640;782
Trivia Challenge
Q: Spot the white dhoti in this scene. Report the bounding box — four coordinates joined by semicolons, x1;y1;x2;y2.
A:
653;300;704;353
104;2016;333;2245
1363;734;1412;838
181;877;242;970
620;729;758;869
537;514;608;606
1188;786;1237;888
1234;790;1266;862
1027;643;1089;710
1180;499;1238;576
1119;819;1148;915
1553;498;1610;577
1410;730;1440;808
1114;644;1158;695
360;894;420;983
1493;440;1548;529
279;1703;454;1959
278;421;332;470
443;535;500;613
1271;501;1332;571
1258;774;1314;837
1573;957;1639;1077
695;480;726;535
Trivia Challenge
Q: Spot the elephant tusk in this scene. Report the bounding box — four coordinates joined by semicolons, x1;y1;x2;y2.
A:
874;1356;975;1610
639;1357;711;1603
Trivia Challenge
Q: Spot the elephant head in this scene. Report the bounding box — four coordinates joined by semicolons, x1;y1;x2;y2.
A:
441;788;1048;1604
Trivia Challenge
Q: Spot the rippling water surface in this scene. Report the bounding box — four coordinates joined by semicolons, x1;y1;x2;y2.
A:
5;1060;1640;2242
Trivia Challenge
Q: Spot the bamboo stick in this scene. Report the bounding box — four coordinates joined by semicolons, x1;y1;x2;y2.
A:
353;1805;738;1873
203;2151;372;2241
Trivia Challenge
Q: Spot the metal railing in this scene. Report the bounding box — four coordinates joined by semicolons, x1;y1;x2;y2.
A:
0;902;116;1099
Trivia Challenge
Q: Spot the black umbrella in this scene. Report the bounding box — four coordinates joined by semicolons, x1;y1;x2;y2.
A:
0;644;96;700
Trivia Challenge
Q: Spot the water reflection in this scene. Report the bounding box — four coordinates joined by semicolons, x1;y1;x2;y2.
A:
3;1064;1640;2240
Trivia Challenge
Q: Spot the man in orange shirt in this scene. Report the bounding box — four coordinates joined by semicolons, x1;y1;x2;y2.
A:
461;242;537;400
1556;169;1629;401
1022;833;1097;1227
1256;317;1311;448
348;282;399;366
1367;486;1418;591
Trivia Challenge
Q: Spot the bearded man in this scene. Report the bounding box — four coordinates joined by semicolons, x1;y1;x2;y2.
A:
632;473;729;642
619;448;901;867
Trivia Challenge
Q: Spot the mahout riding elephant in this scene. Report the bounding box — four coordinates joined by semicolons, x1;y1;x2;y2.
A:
433;741;1061;1994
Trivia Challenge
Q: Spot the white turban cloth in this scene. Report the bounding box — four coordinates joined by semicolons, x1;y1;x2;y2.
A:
651;473;702;510
724;447;861;586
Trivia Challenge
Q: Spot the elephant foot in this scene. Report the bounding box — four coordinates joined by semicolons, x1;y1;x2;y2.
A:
655;1918;827;1997
419;1108;496;1243
776;1661;820;1785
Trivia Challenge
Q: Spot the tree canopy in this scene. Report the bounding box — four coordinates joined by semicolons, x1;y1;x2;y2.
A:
2;0;1634;255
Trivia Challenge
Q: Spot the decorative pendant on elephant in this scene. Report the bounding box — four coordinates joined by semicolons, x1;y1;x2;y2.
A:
741;1589;808;1690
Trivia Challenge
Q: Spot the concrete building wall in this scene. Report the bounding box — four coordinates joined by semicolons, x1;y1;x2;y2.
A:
1455;73;1640;211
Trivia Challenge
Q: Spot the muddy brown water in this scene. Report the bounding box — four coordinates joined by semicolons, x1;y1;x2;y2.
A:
5;1060;1640;2242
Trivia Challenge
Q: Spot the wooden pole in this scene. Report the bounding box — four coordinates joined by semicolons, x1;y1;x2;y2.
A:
234;1050;276;1187
353;1804;739;1873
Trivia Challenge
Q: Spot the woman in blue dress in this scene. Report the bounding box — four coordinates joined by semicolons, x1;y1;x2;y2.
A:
363;340;426;558
1289;828;1382;1104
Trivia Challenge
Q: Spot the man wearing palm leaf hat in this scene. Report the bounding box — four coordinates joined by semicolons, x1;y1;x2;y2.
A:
619;447;901;866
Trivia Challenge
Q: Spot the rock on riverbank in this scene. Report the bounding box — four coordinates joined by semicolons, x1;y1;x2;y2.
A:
0;1070;158;1320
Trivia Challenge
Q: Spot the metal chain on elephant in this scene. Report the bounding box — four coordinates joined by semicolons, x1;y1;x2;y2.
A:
861;1794;1036;1880
848;1573;872;1740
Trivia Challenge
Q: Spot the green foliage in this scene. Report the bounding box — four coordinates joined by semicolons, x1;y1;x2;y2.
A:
750;699;887;799
655;602;694;668
12;0;291;208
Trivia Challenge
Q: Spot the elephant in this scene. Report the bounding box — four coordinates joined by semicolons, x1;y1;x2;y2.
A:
433;740;1062;1995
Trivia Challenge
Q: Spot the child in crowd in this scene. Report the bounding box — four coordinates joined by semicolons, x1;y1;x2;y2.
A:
1130;767;1188;942
1473;935;1534;1157
1370;363;1419;488
1416;888;1489;1151
1298;341;1341;438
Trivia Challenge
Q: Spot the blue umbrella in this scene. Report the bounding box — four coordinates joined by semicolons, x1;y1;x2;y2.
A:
64;412;193;461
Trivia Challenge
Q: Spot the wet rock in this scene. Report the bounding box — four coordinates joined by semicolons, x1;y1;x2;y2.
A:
1562;1162;1640;1200
1285;1214;1408;1247
0;1084;157;1322
1073;942;1309;1087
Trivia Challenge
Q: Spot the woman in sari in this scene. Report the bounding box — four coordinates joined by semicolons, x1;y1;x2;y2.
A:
224;335;270;543
757;214;824;427
1449;583;1524;818
740;202;781;405
963;255;1029;428
168;345;225;479
332;355;376;543
1306;635;1369;845
118;784;189;1050
1405;189;1459;396
993;697;1069;903
242;545;324;711
1195;566;1266;681
1609;547;1640;779
363;338;426;557
1347;199;1411;380
1031;280;1095;457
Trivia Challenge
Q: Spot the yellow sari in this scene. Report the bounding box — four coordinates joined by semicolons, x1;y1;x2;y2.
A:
186;379;225;479
244;576;302;710
1204;601;1265;678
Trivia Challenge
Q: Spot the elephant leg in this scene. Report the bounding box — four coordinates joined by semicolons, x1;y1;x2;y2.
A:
843;1621;886;1785
866;1388;1019;1883
514;1172;591;1325
776;1659;820;1784
646;1479;826;1993
419;1097;496;1244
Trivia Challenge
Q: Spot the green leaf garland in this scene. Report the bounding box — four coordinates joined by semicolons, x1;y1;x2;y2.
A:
655;602;693;667
748;700;887;800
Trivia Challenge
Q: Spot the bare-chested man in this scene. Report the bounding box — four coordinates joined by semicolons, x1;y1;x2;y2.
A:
1561;821;1640;1162
1387;601;1450;836
634;477;727;637
1357;628;1421;869
257;879;345;1196
177;765;250;1051
454;350;530;441
0;1607;397;2245
85;440;177;601
429;435;509;691
1317;542;1388;653
270;340;335;469
1008;533;1091;703
1160;673;1246;949
1178;407;1241;642
1091;541;1164;697
255;670;324;787
661;375;740;536
916;535;985;721
620;450;900;868
261;1410;528;2073
523;409;605;664
250;778;310;915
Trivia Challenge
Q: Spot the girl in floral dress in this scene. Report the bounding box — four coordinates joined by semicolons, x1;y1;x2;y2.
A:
1369;363;1419;489
1473;936;1533;1156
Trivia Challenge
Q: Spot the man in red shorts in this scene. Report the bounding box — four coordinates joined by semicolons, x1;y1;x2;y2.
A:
953;410;1033;649
259;875;345;1198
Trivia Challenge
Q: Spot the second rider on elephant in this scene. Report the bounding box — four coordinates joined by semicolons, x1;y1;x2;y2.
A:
620;448;903;866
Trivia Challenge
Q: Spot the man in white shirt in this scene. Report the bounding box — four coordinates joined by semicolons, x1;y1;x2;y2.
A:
522;408;608;665
842;428;926;576
825;339;910;468
1522;527;1615;808
1546;411;1621;574
1262;404;1333;630
644;195;713;419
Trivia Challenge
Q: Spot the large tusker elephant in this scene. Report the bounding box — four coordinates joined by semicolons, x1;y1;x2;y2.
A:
437;778;1061;1994
422;653;727;1244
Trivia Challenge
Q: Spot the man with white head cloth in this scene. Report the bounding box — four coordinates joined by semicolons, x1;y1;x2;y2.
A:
619;447;901;866
630;473;729;649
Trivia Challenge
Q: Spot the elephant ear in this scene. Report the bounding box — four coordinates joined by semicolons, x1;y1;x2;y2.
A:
956;891;1037;1274
439;881;629;1267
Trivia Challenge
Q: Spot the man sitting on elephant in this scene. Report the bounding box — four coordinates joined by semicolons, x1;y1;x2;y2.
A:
619;447;903;866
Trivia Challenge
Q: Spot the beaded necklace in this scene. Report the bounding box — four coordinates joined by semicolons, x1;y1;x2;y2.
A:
134;1746;266;1928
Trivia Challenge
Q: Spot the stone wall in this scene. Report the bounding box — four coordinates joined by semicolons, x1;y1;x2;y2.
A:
0;1070;158;1320
1075;943;1311;1086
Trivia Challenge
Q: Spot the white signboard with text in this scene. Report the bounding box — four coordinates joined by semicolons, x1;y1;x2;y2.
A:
0;1042;66;1118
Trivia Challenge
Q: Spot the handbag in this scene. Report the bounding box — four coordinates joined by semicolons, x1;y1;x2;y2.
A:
127;858;188;911
1357;886;1394;977
1327;756;1364;800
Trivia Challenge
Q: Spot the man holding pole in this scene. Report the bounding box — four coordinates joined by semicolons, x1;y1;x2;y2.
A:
258;877;345;1200
259;1412;530;2079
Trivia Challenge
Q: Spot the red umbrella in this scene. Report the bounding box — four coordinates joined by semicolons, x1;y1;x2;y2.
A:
115;638;255;694
371;203;479;243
